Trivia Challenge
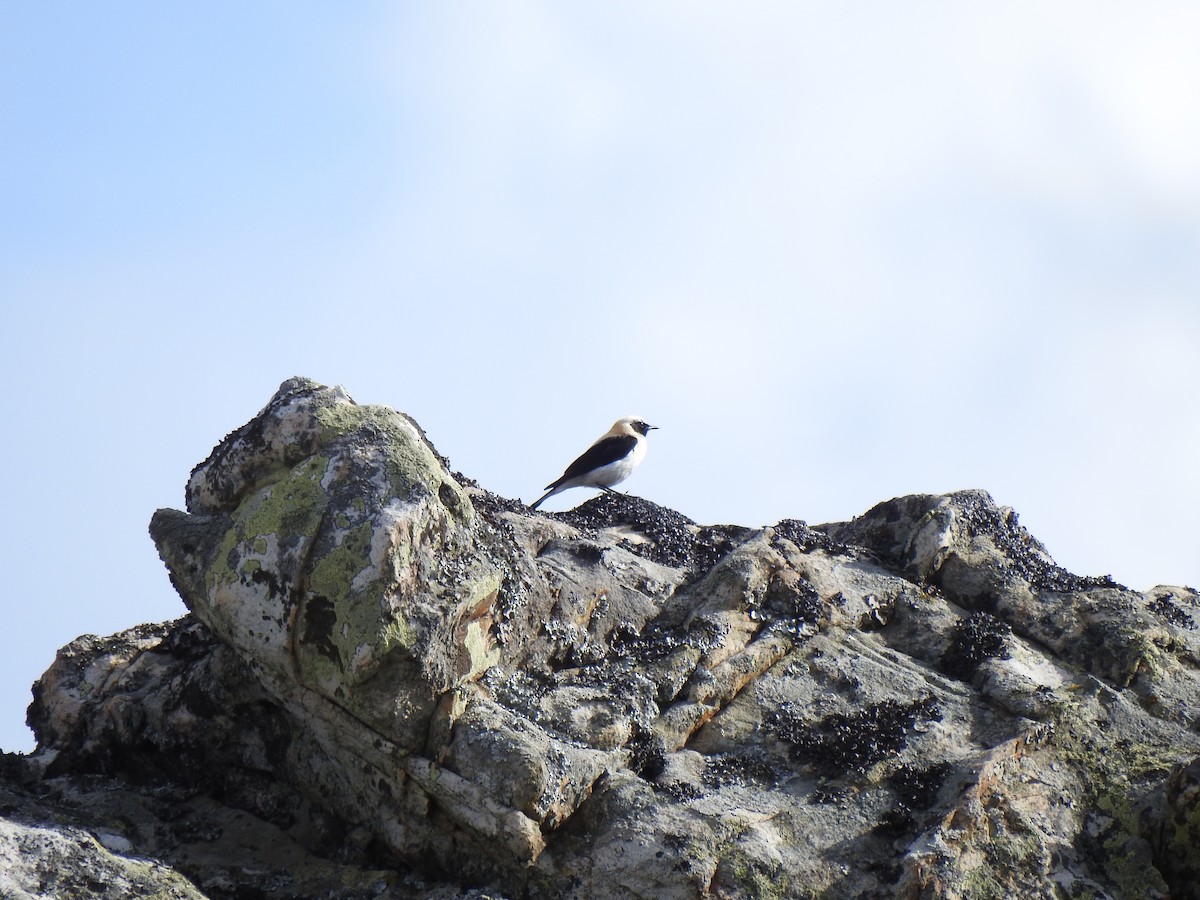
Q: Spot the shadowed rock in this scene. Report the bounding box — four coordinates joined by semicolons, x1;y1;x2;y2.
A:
6;377;1200;899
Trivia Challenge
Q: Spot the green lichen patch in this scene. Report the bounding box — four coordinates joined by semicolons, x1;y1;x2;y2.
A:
1159;758;1200;892
1115;625;1167;686
313;403;472;522
381;613;419;653
246;455;329;537
1047;703;1180;897
960;864;1011;900
308;521;377;601
460;615;502;682
207;454;330;596
713;846;797;900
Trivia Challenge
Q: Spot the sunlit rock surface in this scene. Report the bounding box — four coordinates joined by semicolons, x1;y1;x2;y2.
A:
5;377;1200;899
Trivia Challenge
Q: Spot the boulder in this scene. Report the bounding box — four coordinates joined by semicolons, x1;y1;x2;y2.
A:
7;377;1200;899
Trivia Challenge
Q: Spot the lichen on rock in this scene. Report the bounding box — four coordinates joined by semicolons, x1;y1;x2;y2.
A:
150;377;500;748
6;378;1200;900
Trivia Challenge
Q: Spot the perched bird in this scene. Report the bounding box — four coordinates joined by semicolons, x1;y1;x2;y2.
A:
529;417;657;510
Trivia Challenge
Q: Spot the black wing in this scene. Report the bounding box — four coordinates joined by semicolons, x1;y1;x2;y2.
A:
547;434;637;488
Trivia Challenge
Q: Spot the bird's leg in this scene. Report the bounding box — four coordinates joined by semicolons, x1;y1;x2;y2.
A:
600;486;618;494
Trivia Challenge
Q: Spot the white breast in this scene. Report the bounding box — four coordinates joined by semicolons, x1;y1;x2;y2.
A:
586;435;647;488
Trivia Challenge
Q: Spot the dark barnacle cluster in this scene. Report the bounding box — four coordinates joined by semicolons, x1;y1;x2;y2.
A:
771;696;943;776
952;493;1123;593
771;519;853;556
541;617;607;668
684;526;743;578
450;484;539;650
875;761;953;836
550;493;743;579
609;618;697;664
684;616;731;653
553;494;696;566
746;576;824;640
490;574;529;647
626;723;668;781
457;479;529;520
483;668;553;712
1147;592;1197;631
658;781;705;801
701;751;783;788
940;610;1013;680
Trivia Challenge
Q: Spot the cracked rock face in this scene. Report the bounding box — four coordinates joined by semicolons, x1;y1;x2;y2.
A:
8;377;1200;899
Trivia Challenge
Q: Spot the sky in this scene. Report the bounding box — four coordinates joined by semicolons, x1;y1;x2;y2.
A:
2;2;1198;753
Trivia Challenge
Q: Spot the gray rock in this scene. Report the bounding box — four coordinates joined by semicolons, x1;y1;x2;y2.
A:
7;377;1200;899
0;776;205;900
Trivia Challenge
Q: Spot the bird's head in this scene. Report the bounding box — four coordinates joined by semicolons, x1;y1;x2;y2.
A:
617;417;657;437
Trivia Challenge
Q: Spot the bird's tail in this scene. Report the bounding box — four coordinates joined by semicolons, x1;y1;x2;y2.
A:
529;487;557;510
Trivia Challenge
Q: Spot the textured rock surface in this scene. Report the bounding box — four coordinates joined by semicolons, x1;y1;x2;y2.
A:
6;377;1200;899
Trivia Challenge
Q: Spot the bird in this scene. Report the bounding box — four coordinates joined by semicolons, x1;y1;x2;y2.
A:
529;417;657;510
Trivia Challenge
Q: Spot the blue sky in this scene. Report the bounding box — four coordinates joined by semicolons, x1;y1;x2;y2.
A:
2;3;1198;753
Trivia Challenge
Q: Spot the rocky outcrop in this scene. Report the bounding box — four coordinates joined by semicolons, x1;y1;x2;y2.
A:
5;377;1200;899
